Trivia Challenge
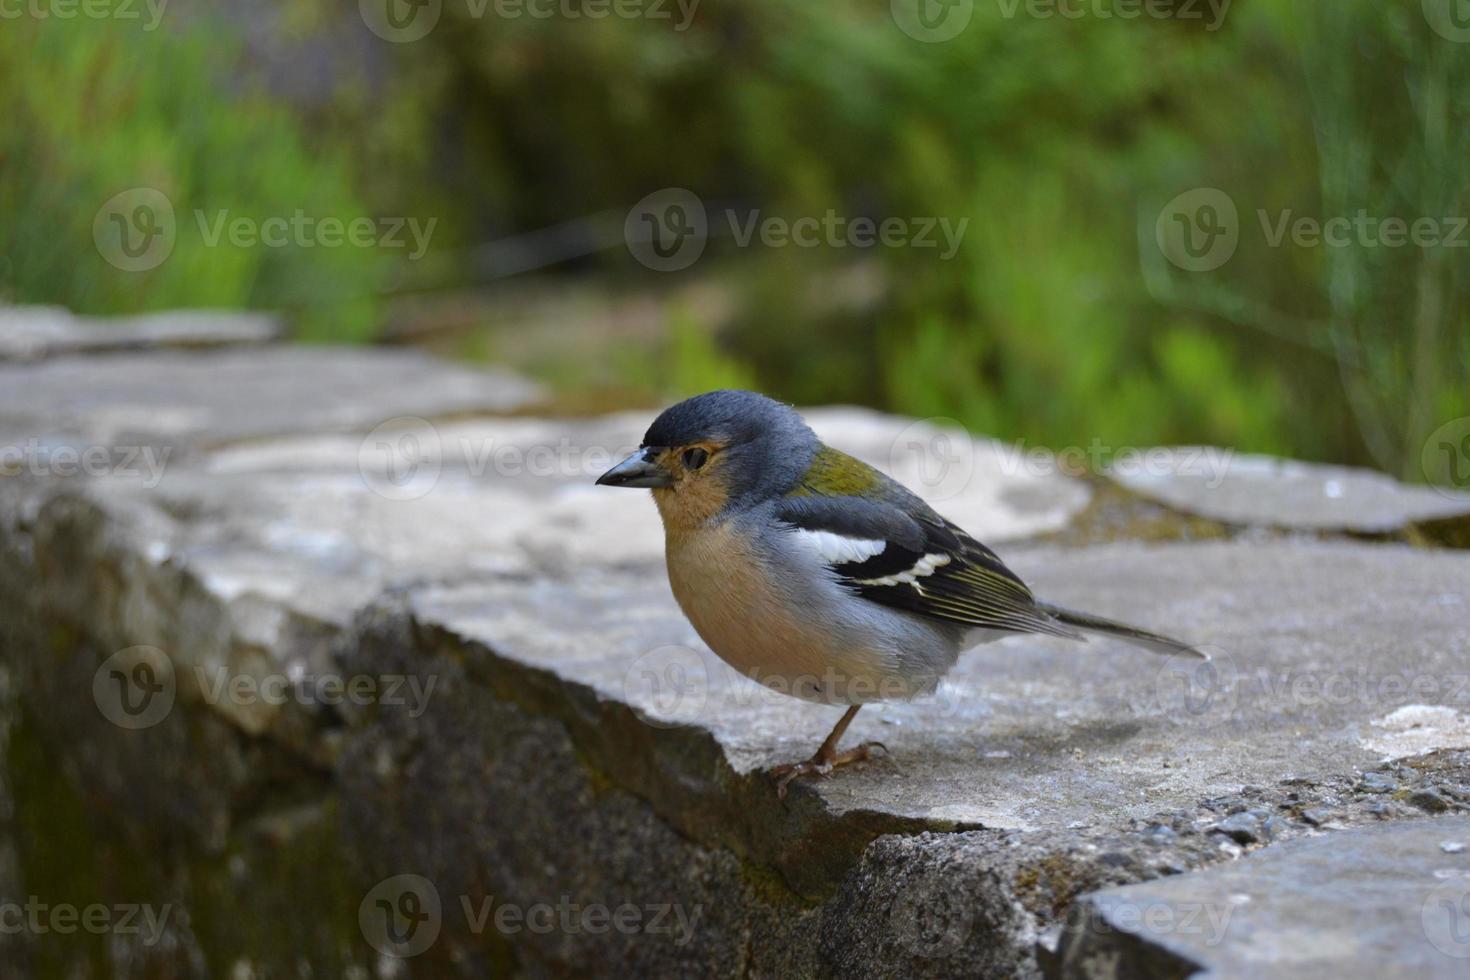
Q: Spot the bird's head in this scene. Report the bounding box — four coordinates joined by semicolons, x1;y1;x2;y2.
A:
596;390;818;527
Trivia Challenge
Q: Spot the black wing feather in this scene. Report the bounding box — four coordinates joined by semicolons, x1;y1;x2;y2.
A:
774;493;1079;640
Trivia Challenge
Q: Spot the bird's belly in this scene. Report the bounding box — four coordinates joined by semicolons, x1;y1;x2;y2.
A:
665;523;929;704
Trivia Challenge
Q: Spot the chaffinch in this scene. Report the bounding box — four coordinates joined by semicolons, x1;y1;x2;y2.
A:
597;390;1203;796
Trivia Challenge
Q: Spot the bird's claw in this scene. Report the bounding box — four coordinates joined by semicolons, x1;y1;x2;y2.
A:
772;740;887;799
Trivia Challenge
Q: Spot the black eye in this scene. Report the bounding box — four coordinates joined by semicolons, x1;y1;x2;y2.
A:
682;447;710;470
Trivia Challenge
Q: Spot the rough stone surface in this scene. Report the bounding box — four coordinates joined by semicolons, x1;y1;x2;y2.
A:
1109;449;1470;534
0;345;547;453
406;540;1470;835
2;319;1469;977
0;305;281;361
1054;815;1470;978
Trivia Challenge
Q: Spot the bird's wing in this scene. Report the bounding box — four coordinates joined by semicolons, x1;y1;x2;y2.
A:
774;489;1080;640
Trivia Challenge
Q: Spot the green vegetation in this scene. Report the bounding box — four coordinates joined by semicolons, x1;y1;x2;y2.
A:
2;0;1465;481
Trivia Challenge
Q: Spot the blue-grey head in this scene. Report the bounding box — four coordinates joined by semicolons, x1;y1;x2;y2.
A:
596;390;819;516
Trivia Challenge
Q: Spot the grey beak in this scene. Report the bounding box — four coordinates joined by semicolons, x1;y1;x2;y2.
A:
596;448;673;488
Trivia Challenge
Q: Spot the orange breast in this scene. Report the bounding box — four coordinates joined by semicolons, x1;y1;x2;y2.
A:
663;521;896;704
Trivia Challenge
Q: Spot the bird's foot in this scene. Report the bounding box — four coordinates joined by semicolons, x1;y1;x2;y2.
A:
772;741;887;799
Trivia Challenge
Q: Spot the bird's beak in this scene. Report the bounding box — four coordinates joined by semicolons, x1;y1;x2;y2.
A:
596;447;674;488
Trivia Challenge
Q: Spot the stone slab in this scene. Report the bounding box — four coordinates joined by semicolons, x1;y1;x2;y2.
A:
1054;815;1470;978
0;305;280;361
0;345;546;452
408;539;1470;831
4;337;1468;977
1109;449;1470;534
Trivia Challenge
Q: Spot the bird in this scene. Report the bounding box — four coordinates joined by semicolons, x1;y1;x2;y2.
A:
596;390;1205;797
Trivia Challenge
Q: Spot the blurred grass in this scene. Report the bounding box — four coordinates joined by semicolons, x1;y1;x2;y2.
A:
1;0;1466;482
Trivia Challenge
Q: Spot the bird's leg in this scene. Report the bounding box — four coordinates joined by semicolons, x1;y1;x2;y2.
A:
771;705;886;798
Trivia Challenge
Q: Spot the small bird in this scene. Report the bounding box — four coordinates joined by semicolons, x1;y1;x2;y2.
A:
597;391;1205;796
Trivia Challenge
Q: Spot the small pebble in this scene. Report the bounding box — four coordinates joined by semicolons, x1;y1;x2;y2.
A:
1301;808;1334;827
1143;824;1177;846
1409;789;1450;814
1442;841;1466;854
1215;812;1263;844
1359;772;1395;794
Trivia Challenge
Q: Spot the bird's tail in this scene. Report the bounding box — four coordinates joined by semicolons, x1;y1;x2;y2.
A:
1036;602;1208;660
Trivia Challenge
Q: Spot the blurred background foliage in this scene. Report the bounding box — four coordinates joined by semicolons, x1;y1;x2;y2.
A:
1;0;1465;483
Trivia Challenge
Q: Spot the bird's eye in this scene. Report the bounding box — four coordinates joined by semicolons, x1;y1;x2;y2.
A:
682;447;710;470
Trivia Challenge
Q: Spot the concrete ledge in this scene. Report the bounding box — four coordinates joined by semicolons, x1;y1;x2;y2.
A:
3;314;1469;976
